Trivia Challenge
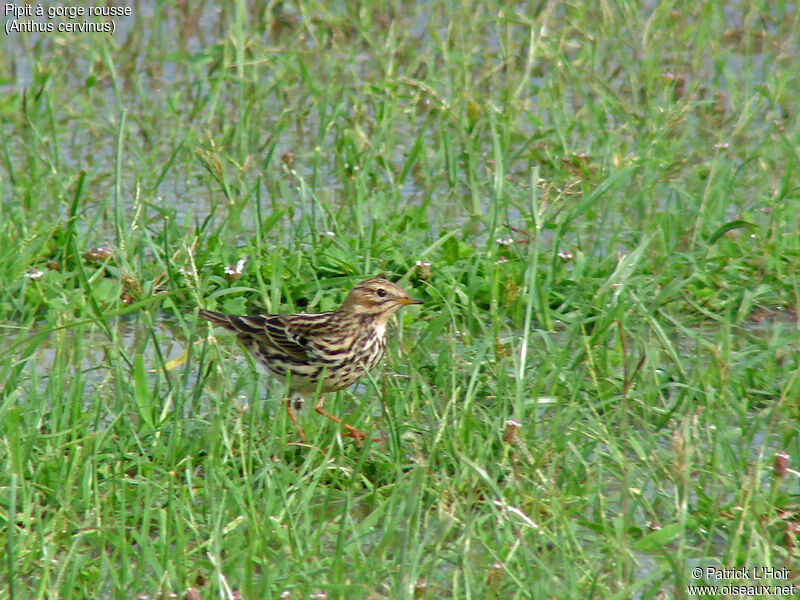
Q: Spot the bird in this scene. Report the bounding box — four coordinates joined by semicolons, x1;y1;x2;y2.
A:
198;277;422;443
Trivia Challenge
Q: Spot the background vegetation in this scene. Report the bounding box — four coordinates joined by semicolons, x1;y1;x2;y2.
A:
1;1;798;598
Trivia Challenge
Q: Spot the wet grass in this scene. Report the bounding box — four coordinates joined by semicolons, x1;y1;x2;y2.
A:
2;1;800;598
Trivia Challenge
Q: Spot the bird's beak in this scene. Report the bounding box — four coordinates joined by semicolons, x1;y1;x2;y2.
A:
396;296;423;305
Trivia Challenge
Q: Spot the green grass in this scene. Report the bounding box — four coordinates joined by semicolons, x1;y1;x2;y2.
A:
2;1;800;598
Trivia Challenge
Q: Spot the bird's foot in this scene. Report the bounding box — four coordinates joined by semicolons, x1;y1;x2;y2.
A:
342;424;385;446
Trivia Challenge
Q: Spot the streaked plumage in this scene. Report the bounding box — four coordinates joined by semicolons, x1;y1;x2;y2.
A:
199;277;421;442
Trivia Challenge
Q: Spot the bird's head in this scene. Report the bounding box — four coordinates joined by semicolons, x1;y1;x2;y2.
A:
339;277;422;322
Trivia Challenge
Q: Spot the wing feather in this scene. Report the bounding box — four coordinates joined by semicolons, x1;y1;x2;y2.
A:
200;309;339;364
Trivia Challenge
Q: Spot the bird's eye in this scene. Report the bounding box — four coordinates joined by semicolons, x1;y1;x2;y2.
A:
376;288;387;297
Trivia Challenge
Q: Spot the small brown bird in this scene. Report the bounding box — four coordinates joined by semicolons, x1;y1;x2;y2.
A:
198;277;422;443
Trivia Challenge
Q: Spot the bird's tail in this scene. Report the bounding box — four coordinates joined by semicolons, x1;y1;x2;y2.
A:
198;308;237;330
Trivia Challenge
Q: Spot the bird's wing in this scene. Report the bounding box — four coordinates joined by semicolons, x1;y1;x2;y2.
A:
224;315;306;362
234;312;341;363
199;309;340;363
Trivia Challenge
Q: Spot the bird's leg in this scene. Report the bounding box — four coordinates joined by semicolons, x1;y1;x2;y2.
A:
313;395;386;445
286;396;306;443
313;395;370;444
